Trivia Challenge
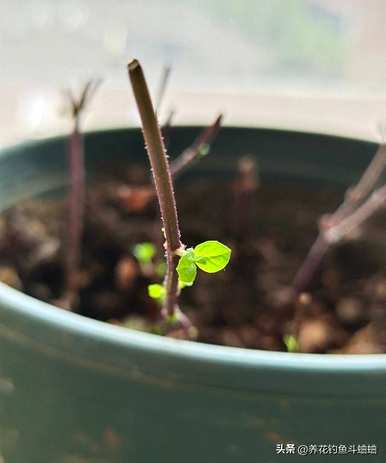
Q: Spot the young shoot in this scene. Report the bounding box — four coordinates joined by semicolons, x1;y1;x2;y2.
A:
148;283;165;301
148;241;231;310
132;241;157;276
133;242;156;264
176;240;231;286
148;239;231;316
283;334;299;353
133;241;156;268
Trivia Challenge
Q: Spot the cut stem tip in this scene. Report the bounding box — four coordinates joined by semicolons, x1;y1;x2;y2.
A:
128;59;140;71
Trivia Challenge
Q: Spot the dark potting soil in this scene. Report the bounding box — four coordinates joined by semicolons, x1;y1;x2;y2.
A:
1;168;386;354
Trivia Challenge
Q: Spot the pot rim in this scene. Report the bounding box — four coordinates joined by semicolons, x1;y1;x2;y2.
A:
2;281;386;374
1;127;386;375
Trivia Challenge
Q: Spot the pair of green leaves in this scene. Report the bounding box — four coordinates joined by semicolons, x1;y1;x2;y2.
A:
176;240;231;286
148;240;231;302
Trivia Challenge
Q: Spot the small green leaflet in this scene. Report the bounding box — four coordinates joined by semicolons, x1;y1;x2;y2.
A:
193;240;231;273
148;283;165;301
176;249;197;285
148;241;232;305
133;242;156;264
283;334;298;353
176;240;231;286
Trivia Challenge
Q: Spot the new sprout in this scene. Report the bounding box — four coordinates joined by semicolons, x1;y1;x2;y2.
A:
133;242;156;265
148;283;165;301
176;240;231;286
283;334;299;353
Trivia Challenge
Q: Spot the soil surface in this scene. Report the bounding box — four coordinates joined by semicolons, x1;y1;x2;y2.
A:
1;166;386;354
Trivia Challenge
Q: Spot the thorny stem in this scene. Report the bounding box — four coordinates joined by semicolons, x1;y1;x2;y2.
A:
170;114;223;178
292;144;386;296
128;59;182;317
65;79;100;309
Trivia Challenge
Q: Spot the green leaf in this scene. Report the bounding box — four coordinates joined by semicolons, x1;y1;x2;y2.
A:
148;283;165;300
193;240;231;273
178;280;190;290
283;334;298;353
133;242;156;264
176;249;197;285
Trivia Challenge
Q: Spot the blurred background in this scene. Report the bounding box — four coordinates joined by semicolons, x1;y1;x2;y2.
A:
1;0;386;145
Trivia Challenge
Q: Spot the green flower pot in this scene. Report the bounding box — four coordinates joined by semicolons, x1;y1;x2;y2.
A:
0;127;384;463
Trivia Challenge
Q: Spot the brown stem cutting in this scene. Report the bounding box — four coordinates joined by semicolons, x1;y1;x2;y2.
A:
128;59;182;317
292;143;386;296
64;79;100;309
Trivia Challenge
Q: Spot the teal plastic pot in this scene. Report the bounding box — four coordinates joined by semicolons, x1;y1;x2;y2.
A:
0;127;384;463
